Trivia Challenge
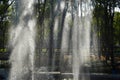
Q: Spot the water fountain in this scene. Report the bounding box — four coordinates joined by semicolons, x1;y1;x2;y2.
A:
8;0;93;80
9;0;36;80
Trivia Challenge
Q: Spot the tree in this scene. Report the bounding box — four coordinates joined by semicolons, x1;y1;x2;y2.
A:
92;0;120;73
114;12;120;45
0;0;14;51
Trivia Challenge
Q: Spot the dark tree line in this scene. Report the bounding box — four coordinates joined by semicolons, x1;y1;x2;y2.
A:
92;0;120;73
0;0;13;49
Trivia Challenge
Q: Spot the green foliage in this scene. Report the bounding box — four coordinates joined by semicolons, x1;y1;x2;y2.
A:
92;0;120;46
114;12;120;45
0;48;7;52
0;0;12;48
